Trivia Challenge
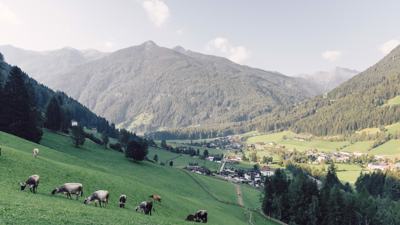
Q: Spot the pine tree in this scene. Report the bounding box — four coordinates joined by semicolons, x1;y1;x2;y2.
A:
45;96;63;131
0;67;42;142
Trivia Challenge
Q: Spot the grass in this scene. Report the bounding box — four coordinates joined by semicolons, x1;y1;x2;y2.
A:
385;122;400;135
303;163;364;184
246;131;293;144
147;148;221;171
0;131;277;225
370;139;400;158
384;96;400;107
342;141;374;153
246;131;349;153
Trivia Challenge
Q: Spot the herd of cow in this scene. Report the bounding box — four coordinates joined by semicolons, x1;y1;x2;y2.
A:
17;148;208;223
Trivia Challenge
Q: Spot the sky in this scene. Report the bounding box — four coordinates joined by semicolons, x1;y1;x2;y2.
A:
0;0;399;75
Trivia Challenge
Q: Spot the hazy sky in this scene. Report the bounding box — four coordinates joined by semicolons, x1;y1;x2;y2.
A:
0;0;399;75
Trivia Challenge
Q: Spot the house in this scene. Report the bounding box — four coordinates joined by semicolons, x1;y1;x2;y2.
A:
206;156;214;161
368;162;389;171
260;166;274;177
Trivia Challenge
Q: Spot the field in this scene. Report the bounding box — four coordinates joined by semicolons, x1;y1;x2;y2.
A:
0;131;276;225
384;95;400;107
246;121;400;160
246;131;349;153
147;147;221;171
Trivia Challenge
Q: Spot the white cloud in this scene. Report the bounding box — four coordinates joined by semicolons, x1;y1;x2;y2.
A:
206;37;250;64
322;50;341;62
0;3;20;25
379;39;400;55
142;0;169;27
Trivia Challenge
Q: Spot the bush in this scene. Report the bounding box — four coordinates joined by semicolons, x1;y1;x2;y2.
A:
110;143;123;152
125;139;149;161
84;132;103;145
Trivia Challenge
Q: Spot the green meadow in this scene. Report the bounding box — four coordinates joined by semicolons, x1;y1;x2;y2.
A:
0;131;276;225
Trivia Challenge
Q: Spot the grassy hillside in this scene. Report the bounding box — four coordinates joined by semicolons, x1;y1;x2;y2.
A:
0;131;275;225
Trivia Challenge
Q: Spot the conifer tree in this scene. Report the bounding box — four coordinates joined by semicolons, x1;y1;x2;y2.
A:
0;67;42;142
45;96;62;131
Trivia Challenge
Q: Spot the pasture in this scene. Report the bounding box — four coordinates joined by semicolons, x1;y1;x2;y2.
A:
0;131;275;225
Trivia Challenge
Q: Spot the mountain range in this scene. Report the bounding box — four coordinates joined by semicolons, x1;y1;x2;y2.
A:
1;41;332;133
297;67;359;93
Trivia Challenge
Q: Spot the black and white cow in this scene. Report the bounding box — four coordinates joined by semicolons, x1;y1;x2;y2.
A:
84;190;109;207
135;201;154;215
20;175;40;193
194;210;208;223
119;194;127;208
51;183;83;199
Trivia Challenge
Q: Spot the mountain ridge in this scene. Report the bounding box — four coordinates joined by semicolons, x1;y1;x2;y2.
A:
0;41;320;134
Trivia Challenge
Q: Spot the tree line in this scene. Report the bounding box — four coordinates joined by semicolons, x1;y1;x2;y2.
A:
262;164;400;225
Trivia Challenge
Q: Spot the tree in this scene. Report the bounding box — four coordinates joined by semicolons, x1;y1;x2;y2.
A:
169;161;174;167
250;152;258;162
101;132;109;149
125;139;148;161
203;149;209;158
45;96;63;131
153;154;158;162
71;125;85;148
253;163;260;171
0;66;42;143
161;139;167;148
119;129;131;149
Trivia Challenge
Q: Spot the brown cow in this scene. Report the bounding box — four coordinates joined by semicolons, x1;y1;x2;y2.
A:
149;194;162;202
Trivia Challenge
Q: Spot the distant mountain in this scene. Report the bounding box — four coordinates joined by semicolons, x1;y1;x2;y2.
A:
245;45;400;136
0;51;117;137
0;45;108;82
0;41;319;133
297;67;359;93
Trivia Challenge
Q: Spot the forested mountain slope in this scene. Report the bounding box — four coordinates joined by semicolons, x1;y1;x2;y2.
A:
0;42;319;133
0;52;116;136
241;45;400;137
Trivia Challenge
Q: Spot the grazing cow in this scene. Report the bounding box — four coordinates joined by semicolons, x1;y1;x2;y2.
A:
194;210;208;223
51;183;83;199
20;175;40;193
186;214;198;222
32;148;39;158
119;194;127;208
84;190;109;207
149;194;162;202
135;201;154;215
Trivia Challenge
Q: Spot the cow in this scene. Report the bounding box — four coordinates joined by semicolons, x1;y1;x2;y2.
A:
84;190;109;207
135;201;154;215
194;210;208;223
20;175;40;193
186;214;199;222
149;194;162;202
51;183;83;199
119;194;127;208
32;148;39;158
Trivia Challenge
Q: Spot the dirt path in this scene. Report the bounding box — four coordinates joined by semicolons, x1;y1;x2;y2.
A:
235;183;244;207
